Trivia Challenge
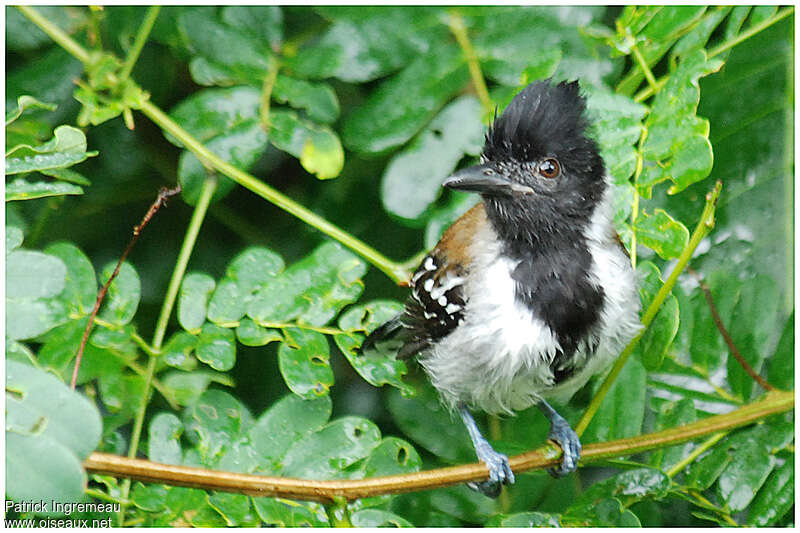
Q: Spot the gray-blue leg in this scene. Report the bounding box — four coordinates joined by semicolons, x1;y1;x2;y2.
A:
538;399;581;477
459;405;515;497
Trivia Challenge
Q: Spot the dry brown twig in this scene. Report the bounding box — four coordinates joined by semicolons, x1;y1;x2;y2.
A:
70;186;181;389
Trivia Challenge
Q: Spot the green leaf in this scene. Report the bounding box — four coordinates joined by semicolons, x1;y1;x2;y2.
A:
98;261;141;326
727;275;778;401
640;6;706;41
5;95;57;125
633;209;689;259
766;312;793;390
291;8;438;83
273;75;339;124
178;9;271;87
360;437;421;478
6;249;69;340
6;125;97;175
44;242;97;316
277;328;334;399
40;166;91;186
280;416;381;479
268;109;344;179
6;298;68;341
220;6;283;49
162;332;199;371
7;250;66;299
207;492;255;527
236;318;282;347
196;322;236;372
252;498;328;527
183;389;253;466
381;96;483;223
248;394;332;472
208;247;285;327
6;6;86;52
485;512;561;527
178;273;216;334
342;45;468;154
747;458;793;526
584;86;647;185
148;413;185;465
633;262;679;371
642;49;723;193
386;385;474;464
248;242;366;327
575;468;671;510
161;370;233;407
168;86;261;145
716;437;776;512
583;356;647;444
6;47;83;123
5;178;83;201
6;360;102;510
351;509;414;527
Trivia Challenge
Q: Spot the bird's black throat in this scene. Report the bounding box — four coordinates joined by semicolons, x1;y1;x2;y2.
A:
483;194;606;383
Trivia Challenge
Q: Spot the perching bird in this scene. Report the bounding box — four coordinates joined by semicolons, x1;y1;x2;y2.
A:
363;79;641;497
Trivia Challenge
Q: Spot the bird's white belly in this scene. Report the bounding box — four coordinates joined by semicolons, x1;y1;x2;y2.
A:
418;191;642;415
419;252;563;415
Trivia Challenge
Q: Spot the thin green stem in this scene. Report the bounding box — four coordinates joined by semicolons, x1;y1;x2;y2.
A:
118;6;160;81
631;43;659;94
447;11;492;114
138;100;411;284
326;497;353;527
708;6;794;58
260;56;280;129
634;7;794;103
575;181;722;437
629;126;647;268
117;176;217;526
17;5;91;63
666;431;727;479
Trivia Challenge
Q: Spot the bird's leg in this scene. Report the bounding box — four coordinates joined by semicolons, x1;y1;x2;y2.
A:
538;399;581;477
459;404;515;498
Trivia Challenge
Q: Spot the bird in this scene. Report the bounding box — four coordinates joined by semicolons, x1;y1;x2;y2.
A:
362;79;641;497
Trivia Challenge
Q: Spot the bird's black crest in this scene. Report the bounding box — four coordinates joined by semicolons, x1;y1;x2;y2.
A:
484;79;593;163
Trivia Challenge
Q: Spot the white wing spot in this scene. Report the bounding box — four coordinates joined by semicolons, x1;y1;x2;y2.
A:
424;257;436;271
437;295;448;306
423;278;434;292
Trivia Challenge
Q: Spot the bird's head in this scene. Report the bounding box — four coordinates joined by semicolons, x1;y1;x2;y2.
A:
443;80;606;246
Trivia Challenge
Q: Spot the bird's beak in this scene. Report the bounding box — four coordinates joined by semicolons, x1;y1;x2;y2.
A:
443;164;534;196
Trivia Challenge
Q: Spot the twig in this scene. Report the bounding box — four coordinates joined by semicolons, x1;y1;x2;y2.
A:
447;11;492;115
71;186;181;389
83;390;792;503
688;267;775;392
118;5;160;82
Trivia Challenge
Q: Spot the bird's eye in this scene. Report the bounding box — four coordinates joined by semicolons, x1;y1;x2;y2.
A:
538;158;560;179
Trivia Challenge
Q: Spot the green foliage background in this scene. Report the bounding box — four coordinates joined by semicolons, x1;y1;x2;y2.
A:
5;5;794;527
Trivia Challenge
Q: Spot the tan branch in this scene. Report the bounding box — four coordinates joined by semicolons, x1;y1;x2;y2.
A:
85;390;793;503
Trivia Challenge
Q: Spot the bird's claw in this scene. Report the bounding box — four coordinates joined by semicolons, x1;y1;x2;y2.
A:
546;418;581;477
468;446;515;498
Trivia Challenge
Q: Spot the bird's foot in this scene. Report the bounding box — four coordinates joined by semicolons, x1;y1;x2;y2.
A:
546;416;581;477
467;441;515;498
